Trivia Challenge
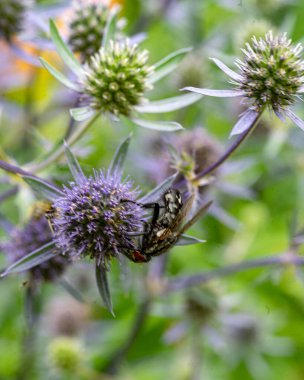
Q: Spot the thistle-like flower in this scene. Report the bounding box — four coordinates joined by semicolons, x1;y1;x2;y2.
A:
40;19;201;131
0;0;32;41
184;31;304;136
82;40;153;116
1;207;69;283
68;0;125;62
52;169;144;267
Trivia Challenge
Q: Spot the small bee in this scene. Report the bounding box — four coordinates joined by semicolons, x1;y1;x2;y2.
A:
126;189;211;263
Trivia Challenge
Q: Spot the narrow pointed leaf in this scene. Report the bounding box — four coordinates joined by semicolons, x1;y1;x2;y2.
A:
176;234;206;246
285;108;304;131
148;47;192;84
60;278;85;303
130;118;183;131
181;201;212;234
183;87;244;97
1;242;57;277
64;142;86;184
230;109;260;137
109;134;132;176
49;19;84;76
139;174;177;203
102;7;118;49
135;93;202;113
95;263;114;316
70;106;94;121
210;58;243;81
39;57;82;92
22;175;64;201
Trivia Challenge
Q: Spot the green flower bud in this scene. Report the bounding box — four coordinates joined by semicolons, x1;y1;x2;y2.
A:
0;0;31;41
82;40;154;116
48;337;83;373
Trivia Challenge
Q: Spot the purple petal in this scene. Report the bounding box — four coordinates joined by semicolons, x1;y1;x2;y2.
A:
230;109;260;137
285;108;304;131
182;87;244;97
210;58;242;81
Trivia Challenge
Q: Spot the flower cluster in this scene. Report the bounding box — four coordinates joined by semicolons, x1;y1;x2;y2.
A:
82;40;153;116
1;207;69;283
68;0;124;62
0;0;31;41
52;170;144;267
235;31;304;112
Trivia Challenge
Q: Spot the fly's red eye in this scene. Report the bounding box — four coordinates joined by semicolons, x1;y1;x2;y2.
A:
133;251;148;263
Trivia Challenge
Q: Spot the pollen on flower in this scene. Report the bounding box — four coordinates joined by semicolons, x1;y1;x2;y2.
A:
82;40;154;116
0;0;32;41
234;31;304;112
52;170;144;267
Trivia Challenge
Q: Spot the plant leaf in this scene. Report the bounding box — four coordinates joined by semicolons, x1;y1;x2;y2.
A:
60;278;85;303
1;242;58;277
210;58;243;81
39;57;82;92
182;87;244;97
22;175;64;201
176;234;206;246
70;107;94;121
230;109;260;137
95;263;115;316
148;47;192;84
102;6;118;49
109;134;132;176
139;174;177;203
135;93;202;113
130;118;183;131
49;19;84;77
64;142;86;185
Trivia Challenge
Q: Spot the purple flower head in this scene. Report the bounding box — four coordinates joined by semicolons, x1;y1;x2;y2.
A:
1;208;69;283
52;169;144;267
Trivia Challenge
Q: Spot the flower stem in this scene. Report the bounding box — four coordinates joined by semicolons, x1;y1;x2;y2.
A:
194;111;261;182
165;253;304;293
26;112;101;173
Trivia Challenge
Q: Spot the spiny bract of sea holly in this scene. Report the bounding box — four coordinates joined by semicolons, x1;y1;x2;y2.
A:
0;0;32;41
1;210;69;283
68;0;124;62
82;40;153;116
235;31;304;112
184;31;304;136
52;170;144;268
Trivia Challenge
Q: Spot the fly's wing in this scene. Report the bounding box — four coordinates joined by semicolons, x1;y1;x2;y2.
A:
154;194;195;241
179;200;212;235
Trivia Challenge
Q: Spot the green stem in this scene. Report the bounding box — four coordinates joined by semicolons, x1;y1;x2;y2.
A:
26;112;101;173
166;253;304;293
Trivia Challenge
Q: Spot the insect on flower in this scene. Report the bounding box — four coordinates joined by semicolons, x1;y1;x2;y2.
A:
124;189;212;263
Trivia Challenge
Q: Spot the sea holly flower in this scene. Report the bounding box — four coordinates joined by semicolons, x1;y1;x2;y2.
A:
67;0;125;63
184;31;304;136
40;19;202;131
0;137;208;314
0;0;32;42
0;206;70;284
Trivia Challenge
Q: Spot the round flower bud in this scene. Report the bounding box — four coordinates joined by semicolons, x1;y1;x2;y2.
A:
52;170;144;267
82;39;154;116
1;204;69;283
48;337;83;373
68;0;125;62
235;31;304;112
0;0;31;41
